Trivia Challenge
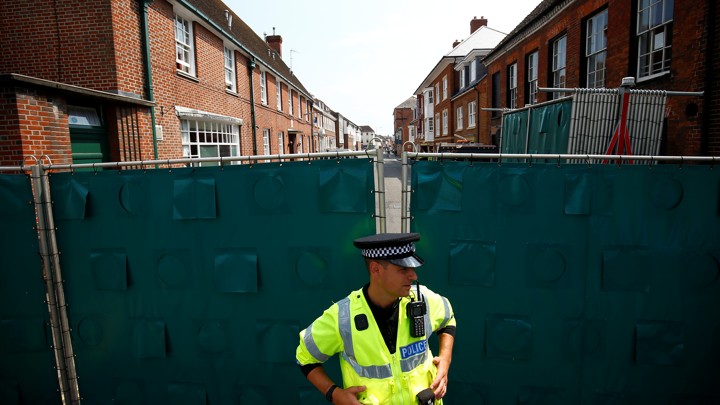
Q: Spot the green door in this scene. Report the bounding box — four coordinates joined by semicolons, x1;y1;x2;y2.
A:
69;105;109;168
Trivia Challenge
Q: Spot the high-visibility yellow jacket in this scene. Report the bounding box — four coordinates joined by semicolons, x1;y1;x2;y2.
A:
296;285;455;404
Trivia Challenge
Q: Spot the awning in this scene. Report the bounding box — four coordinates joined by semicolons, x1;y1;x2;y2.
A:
175;106;242;125
1;73;154;107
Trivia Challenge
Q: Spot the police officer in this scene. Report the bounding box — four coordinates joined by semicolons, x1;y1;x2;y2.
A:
296;233;456;404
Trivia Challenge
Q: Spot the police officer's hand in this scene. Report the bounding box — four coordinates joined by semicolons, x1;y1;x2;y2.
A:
430;356;450;399
331;386;366;404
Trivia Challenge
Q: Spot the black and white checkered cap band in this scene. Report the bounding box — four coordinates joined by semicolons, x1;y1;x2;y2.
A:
361;242;415;259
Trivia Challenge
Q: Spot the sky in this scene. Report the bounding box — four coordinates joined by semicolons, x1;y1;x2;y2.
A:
224;0;543;136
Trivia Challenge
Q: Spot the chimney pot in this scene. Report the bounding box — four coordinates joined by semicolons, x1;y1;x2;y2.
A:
452;39;461;48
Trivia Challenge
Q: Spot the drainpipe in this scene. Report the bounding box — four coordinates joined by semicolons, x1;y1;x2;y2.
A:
248;58;258;155
140;0;159;160
701;0;715;155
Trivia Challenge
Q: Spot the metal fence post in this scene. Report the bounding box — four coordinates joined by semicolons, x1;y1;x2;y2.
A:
374;146;387;233
31;163;81;404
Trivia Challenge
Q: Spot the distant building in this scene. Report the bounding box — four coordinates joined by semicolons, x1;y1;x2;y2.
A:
393;96;417;152
414;16;505;151
313;98;338;152
359;125;377;149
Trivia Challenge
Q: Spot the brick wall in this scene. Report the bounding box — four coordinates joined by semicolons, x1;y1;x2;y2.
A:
453;90;478;143
0;0;119;92
0;86;73;166
483;0;712;156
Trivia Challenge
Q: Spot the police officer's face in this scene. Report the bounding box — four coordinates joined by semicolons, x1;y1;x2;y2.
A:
378;261;418;298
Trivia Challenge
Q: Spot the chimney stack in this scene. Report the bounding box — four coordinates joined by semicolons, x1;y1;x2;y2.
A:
470;16;488;34
265;27;283;57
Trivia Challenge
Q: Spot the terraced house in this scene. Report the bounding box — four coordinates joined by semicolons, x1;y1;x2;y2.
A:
0;0;338;167
413;0;719;156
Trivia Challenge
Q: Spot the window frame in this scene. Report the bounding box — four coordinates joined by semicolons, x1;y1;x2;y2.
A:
527;51;539;105
180;119;240;166
551;35;567;99
636;0;673;80
456;106;463;130
586;9;608;88
508;63;518;109
468;101;476;128
259;71;267;105
174;14;196;76
288;89;293;114
442;76;448;100
276;80;282;111
442;109;448;135
224;46;236;92
262;128;271;162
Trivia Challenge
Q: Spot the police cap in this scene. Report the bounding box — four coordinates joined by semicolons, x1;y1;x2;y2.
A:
353;232;425;268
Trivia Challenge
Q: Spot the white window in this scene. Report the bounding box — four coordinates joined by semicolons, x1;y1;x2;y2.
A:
435;84;440;103
262;129;271;162
263;129;270;154
456;106;463;130
181;119;239;166
586;9;608;88
297;94;301;118
224;47;236;92
552;35;567;99
427;117;434;132
527;51;538;105
435;113;440;136
508;63;517;109
468;101;476;128
278;131;285;155
460;68;466;89
428;89;434;104
288;89;293;114
276;80;282;111
442;109;448;135
637;0;673;79
174;14;195;76
470;61;477;82
442;76;448;100
259;71;267;105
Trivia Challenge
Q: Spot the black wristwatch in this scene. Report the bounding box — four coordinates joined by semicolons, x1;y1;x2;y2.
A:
325;384;338;402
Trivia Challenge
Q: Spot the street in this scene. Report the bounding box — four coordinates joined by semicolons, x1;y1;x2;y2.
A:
379;153;404;233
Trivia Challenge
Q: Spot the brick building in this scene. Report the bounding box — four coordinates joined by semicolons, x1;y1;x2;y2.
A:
393;96;417;153
482;0;718;156
0;0;320;167
413;17;506;151
312;98;337;152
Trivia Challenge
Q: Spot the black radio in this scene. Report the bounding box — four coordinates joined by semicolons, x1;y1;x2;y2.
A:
407;281;426;338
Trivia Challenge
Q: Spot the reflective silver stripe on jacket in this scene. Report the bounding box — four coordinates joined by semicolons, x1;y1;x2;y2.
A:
338;296;393;379
303;323;331;362
438;295;452;329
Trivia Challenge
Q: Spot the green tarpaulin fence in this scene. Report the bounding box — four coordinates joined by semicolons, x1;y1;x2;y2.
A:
2;157;719;403
501;99;573;161
410;160;719;403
